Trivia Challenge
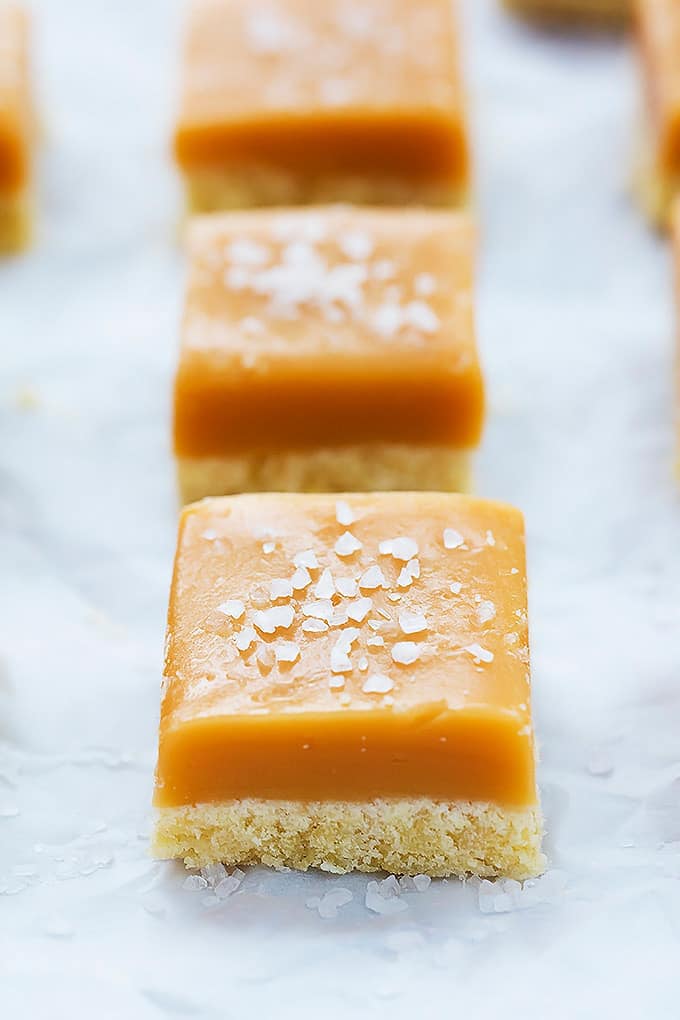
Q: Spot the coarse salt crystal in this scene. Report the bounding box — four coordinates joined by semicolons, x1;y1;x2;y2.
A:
294;549;319;570
336;577;358;598
443;528;464;550
275;641;300;664
314;568;336;599
362;673;393;694
302;600;334;623
476;600;496;624
183;874;208;892
234;626;257;652
339;231;373;261
449;582;462;595
329;676;346;690
365;880;408;915
464;643;494;664
217;599;245;620
291;566;312;590
391;641;420;665
486;530;496;547
387;593;401;602
358;656;369;671
359;565;386;590
227;238;269;267
262;541;276;555
335;500;356;526
335;531;362;557
398;609;428;635
367;635;385;648
256;645;275;670
270;578;293;600
405;300;439;334
379;536;419;561
414;272;436;297
345;596;373;623
302;618;328;633
252;605;295;634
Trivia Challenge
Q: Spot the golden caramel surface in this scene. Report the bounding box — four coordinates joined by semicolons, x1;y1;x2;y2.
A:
636;0;680;171
0;4;31;192
155;493;536;809
174;207;484;456
174;0;468;184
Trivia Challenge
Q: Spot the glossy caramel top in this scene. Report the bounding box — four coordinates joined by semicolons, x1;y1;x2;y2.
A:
174;207;484;455
155;493;536;808
175;0;467;178
0;4;31;191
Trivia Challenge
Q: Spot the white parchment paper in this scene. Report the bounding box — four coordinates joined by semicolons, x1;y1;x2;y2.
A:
1;1;679;1016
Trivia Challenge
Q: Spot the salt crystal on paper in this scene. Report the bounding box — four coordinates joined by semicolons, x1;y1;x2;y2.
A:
365;880;408;915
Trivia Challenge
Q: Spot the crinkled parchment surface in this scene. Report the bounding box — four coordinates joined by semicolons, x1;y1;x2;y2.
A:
0;1;679;1016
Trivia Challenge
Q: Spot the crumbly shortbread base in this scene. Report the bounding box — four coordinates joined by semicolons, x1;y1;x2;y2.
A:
503;0;628;23
0;190;31;253
183;166;467;213
177;447;473;503
153;798;546;880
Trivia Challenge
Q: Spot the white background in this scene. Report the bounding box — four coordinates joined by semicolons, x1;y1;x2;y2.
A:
1;1;679;1015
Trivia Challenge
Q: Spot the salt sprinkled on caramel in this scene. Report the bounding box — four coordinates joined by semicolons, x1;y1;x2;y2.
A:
464;643;494;664
314;568;336;599
335;531;362;557
291;566;312;590
359;565;386;590
252;605;295;634
270;578;293;600
362;673;393;694
294;549;319;570
336;577;358;597
392;642;420;665
398;609;428;635
217;599;245;620
379;536;419;561
476;600;496;625
443;528;464;550
234;626;257;652
346;596;373;623
335;500;356;526
275;641;300;664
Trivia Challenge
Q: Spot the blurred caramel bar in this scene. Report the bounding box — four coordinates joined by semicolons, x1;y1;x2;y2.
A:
504;0;629;23
174;0;470;211
635;0;680;227
152;492;545;879
174;207;484;501
0;4;33;252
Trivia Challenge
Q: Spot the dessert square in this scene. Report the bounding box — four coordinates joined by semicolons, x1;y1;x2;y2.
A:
634;0;680;226
174;207;484;501
503;0;629;23
0;4;33;252
152;492;545;879
174;0;469;211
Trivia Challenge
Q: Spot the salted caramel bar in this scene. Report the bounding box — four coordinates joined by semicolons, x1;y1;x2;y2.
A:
152;492;545;879
634;0;680;226
503;0;629;23
672;198;680;464
0;4;33;252
174;207;484;501
174;0;470;211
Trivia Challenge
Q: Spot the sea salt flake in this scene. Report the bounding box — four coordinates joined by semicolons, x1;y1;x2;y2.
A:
363;673;393;694
217;599;245;620
262;541;276;555
234;626;257;652
339;231;373;261
270;578;293;600
335;500;357;526
227;238;269;267
365;880;408;915
443;528;464;550
330;610;349;627
464;643;494;664
373;301;404;338
476;600;496;625
183;874;209;892
314;568;336;599
275;641;300;664
302;618;329;633
359;565;386;590
387;593;401;602
414;272;437;297
201;863;227;887
405;300;439;334
367;635;385;648
398;609;428;635
336;577;358;597
379;536;419;561
450;582;462;595
486;530;496;547
253;605;295;634
358;656;369;671
392;641;420;665
346;596;373;623
294;549;319;570
214;869;245;899
291;566;312;590
335;531;362;557
329;676;346;690
256;645;275;670
301;600;334;623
